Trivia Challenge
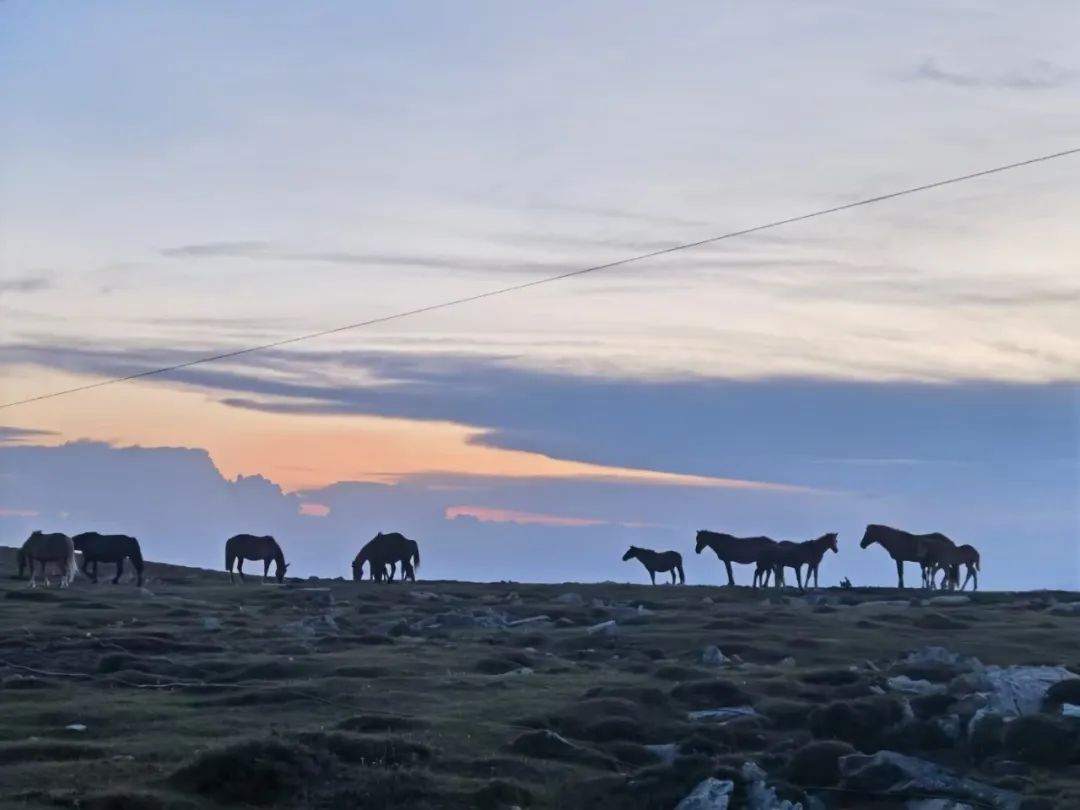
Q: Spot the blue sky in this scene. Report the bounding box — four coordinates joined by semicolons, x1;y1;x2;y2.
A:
1;2;1078;586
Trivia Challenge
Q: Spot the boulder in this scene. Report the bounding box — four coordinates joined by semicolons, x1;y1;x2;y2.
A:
554;592;584;605
673;778;733;810
742;761;802;809
702;645;727;667
926;595;972;607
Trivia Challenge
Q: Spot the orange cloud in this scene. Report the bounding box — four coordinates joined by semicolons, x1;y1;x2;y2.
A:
299;502;331;517
0;508;39;517
447;505;607;527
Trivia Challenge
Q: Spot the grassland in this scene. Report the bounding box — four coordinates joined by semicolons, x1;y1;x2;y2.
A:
1;547;1078;809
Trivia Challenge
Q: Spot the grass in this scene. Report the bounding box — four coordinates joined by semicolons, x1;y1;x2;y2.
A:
1;546;1079;808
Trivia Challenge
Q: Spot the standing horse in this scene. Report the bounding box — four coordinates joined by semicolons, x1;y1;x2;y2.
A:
72;532;145;587
759;533;838;590
859;524;956;589
351;532;420;583
622;546;684;584
18;531;78;588
225;534;288;583
695;530;778;587
922;541;981;591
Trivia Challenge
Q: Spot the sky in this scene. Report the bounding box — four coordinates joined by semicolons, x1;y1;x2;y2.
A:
1;1;1078;587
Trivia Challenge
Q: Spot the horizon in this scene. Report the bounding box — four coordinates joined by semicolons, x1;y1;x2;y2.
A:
2;2;1078;589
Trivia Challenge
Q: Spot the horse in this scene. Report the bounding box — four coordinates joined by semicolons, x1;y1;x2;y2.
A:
225;534;288;583
758;533;838;590
72;532;145;587
694;530;778;587
18;531;78;588
859;524;956;589
622;546;684;585
922;541;981;591
352;532;420;584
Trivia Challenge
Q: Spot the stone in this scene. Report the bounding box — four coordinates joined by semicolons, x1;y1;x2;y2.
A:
904;646;984;672
778;657;797;669
981;665;1079;716
202;617;222;631
888;676;946;695
839;750;1022;810
673;778;734;810
906;801;974;810
553;592;584;605
687;706;759;722
282;613;338;637
854;600;911;609
1048;601;1080;615
644;742;679;764
296;587;333;607
926;595;972;607
742;761;802;809
587;620;618;638
701;597;715;605
508;615;552;627
138;587;155;597
409;590;441;601
65;724;87;732
702;645;727;667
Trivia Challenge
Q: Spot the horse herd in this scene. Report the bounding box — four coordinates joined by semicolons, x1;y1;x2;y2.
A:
13;523;979;592
623;524;981;591
13;529;421;589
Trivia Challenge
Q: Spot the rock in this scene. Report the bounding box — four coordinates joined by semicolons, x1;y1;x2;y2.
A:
888;676;946;695
948;672;990;696
742;761;802;809
1042;677;1080;707
1002;714;1080;765
508;730;613;769
282;613;338;637
854;600;911;609
673;777;734;810
508;615;552;627
138;587;155;597
1048;601;1080;615
644;742;679;764
926;595;972;607
409;591;441;601
787;740;856;787
778;656;797;669
587;620;618;638
553;592;584;605
701;597;715;605
906;801;974;810
839;750;1022;810
65;724;87;732
495;667;534;680
702;645;727;667
687;706;758;722
904;647;983;672
981;665;1079;716
202;617;222;631
296;587;333;607
968;709;1005;761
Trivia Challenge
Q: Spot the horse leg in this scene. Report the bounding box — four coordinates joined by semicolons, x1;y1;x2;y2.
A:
724;560;735;587
237;559;246;583
263;558;270;582
29;559;37;589
90;560;99;584
113;559;124;585
813;563;820;589
971;566;978;591
649;569;656;585
795;565;804;592
896;559;904;589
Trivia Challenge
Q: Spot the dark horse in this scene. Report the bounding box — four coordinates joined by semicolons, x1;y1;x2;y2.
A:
72;532;145;587
859;524;955;589
17;531;78;588
695;530;777;587
922;540;981;592
352;532;420;583
758;532;838;590
225;534;288;583
622;546;684;585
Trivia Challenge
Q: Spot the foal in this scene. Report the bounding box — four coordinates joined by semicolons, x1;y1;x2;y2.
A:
924;542;981;591
622;546;684;585
760;533;838;590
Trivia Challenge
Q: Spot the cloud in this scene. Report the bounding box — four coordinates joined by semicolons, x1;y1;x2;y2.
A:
0;273;52;294
912;58;1075;90
161;241;272;258
446;505;606;527
0;425;57;445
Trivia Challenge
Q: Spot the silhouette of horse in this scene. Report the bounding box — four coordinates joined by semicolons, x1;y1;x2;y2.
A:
922;541;981;591
859;524;956;589
18;531;77;588
622;546;684;584
758;533;838;590
72;532;145;587
695;530;777;587
225;534;288;583
352;532;420;583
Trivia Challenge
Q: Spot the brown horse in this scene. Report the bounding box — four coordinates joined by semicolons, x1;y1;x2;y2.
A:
922;541;981;591
759;533;838;590
622;546;684;584
72;532;145;587
695;530;778;587
18;531;78;588
225;534;288;583
859;524;955;589
352;532;420;583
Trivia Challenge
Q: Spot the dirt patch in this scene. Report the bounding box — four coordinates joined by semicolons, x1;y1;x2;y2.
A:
171;739;326;805
294;731;433;766
0;741;110;764
670;678;752;708
337;714;427;733
808;695;906;750
1003;715;1080;765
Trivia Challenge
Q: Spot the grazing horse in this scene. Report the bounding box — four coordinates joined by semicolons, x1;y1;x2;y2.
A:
859;524;956;589
352;532;421;583
225;534;288;583
72;532;145;587
622;546;684;585
922;541;981;591
759;533;838;590
695;530;778;587
18;531;78;588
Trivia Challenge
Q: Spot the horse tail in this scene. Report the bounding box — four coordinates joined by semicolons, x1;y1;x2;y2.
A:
130;540;145;576
973;551;980;571
676;560;685;584
65;543;78;584
411;541;420;572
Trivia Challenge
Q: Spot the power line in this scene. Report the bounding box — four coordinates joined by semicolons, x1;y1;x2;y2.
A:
3;145;1079;411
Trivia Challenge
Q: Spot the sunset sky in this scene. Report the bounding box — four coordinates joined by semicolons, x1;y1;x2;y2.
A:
1;2;1077;586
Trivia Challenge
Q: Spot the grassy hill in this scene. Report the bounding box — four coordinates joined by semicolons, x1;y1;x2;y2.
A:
1;546;1078;809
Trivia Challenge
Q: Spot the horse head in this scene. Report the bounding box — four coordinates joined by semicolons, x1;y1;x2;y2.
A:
859;525;879;549
694;531;708;554
823;532;839;554
275;556;288;583
621;546;639;561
